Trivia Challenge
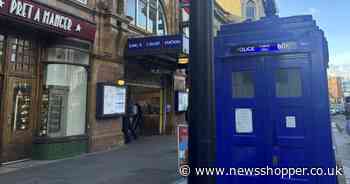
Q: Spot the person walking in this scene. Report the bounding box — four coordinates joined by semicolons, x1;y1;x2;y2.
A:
122;115;132;144
132;103;144;137
122;101;138;143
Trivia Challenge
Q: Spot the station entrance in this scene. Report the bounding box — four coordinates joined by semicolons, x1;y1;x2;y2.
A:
127;84;165;136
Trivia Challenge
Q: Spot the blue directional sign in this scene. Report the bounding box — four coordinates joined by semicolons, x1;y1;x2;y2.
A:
126;35;189;57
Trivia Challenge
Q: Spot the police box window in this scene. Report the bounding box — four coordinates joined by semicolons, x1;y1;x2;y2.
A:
232;71;255;98
275;69;302;97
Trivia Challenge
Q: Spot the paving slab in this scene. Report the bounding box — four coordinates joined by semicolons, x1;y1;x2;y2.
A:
0;136;179;184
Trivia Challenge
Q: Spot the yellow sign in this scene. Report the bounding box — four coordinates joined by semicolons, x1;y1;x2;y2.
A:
178;58;189;64
116;80;125;86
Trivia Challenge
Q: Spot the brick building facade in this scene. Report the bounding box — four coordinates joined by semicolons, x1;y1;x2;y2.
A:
328;76;344;104
0;0;248;162
0;0;187;162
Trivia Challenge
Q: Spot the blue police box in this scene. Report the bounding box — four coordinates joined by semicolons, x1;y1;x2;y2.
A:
215;15;336;184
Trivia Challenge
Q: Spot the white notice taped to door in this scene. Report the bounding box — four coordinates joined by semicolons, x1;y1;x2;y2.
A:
286;116;297;128
235;108;253;133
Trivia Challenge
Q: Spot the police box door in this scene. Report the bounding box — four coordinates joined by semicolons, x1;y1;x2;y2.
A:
267;54;314;184
217;54;314;184
216;56;267;184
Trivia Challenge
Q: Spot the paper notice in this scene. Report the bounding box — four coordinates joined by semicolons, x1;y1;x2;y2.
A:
286;116;296;128
235;108;253;133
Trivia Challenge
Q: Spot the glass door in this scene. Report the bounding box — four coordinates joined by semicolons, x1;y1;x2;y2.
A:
2;77;35;162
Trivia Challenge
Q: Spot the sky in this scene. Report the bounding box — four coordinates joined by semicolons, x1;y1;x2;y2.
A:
276;0;350;65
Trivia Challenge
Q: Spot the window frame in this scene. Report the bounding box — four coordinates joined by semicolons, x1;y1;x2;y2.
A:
232;71;256;99
245;0;257;20
41;63;89;138
7;36;37;74
127;0;168;35
275;68;303;98
39;45;90;137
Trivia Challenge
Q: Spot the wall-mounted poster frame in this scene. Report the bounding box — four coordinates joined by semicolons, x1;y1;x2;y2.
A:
175;91;189;112
96;82;127;119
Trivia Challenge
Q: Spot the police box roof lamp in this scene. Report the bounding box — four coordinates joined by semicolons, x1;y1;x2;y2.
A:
263;0;279;18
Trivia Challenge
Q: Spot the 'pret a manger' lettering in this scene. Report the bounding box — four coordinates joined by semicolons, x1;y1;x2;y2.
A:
9;0;73;31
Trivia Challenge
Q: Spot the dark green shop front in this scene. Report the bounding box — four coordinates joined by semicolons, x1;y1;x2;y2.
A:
33;136;88;160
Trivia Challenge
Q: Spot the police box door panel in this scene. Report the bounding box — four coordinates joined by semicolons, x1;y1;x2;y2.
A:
268;54;314;184
268;54;315;184
219;54;314;183
219;57;268;183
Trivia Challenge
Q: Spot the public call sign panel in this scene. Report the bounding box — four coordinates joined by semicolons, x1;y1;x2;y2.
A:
0;0;96;41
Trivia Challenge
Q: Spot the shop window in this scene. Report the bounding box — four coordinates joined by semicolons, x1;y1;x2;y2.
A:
8;37;36;73
47;48;89;65
232;71;255;98
275;69;302;97
40;47;89;137
41;64;87;137
12;81;32;131
126;0;167;35
246;0;257;20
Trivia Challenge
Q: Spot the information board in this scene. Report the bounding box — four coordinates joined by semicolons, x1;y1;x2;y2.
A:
176;91;189;112
96;83;126;118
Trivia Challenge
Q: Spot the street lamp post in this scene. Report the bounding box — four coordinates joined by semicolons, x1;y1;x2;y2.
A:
188;0;216;183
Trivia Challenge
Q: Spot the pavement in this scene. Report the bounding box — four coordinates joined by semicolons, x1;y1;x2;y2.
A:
332;114;350;184
0;136;181;184
1;116;347;184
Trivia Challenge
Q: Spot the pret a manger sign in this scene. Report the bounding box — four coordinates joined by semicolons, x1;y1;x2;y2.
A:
9;0;73;31
0;0;96;41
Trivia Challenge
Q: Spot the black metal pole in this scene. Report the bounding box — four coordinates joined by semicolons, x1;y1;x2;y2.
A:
188;0;216;183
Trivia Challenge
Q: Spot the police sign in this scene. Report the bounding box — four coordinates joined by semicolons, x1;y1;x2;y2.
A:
232;42;298;54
